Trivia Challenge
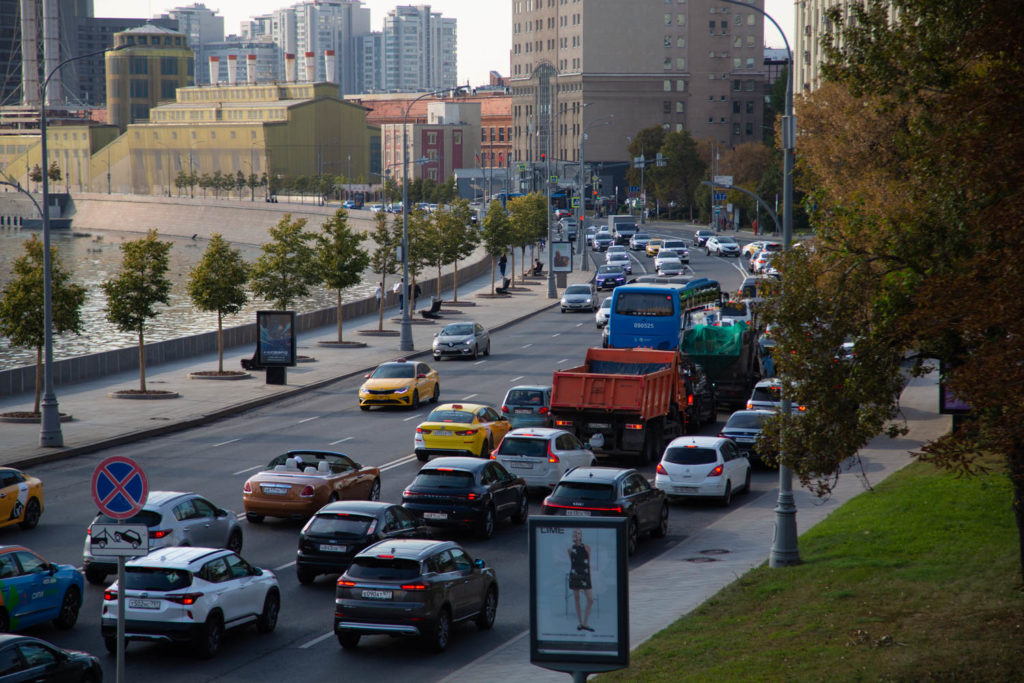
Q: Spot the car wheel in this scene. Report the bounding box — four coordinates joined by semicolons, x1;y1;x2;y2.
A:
432;383;440;403
18;498;41;530
226;528;243;554
195;612;224;659
651;504;669;539
256;590;280;633
433;354;441;361
475;587;498;630
742;468;752;494
337;632;361;650
246;512;265;524
103;636;117;655
478;505;495;539
368;479;381;501
627;518;639;556
411;390;420;409
359;404;370;411
54;586;81;630
484;341;491;356
85;566;107;586
426;608;452;653
512;493;529;525
705;248;711;256
561;308;566;313
719;482;733;508
416;451;429;462
297;566;317;586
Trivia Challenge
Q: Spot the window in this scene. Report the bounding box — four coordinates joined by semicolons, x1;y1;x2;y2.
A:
663;57;671;69
733;57;741;69
130;56;148;75
677;14;686;25
160;57;177;75
746;101;754;114
129;79;148;98
677;36;686;47
663;79;672;91
454;131;462;144
676;101;685;113
676;57;685;69
663;101;671;114
676;78;686;91
427;132;437;144
665;13;672;25
733;100;740;113
748;14;756;25
664;36;671;47
746;57;755;68
746;122;754;136
160;80;176;99
709;21;715;33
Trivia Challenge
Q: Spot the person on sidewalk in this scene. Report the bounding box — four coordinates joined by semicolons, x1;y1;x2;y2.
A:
499;252;507;278
394;279;404;312
411;282;422;309
374;282;382;310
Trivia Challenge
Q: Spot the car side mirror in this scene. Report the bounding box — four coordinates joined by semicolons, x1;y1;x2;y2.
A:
216;508;228;518
418;373;426;379
474;558;486;569
364;373;371;379
433;332;439;337
254;567;263;576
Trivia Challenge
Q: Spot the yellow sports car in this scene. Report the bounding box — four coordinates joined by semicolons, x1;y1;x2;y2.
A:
359;359;440;410
646;238;664;257
0;468;44;530
414;403;513;461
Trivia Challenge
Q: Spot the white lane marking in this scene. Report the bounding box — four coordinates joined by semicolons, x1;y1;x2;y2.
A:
552;333;561;338
275;560;296;571
558;358;570;364
300;632;335;650
522;343;533;348
462;393;478;400
510;376;524;382
212;438;240;448
379;454;417;472
474;360;486;365
403;413;426;422
298;416;319;424
232;465;262;475
575;323;583;327
330;437;353;445
235;512;246;520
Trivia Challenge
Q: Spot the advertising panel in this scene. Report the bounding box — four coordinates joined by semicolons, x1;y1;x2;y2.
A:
551;241;573;273
256;310;296;367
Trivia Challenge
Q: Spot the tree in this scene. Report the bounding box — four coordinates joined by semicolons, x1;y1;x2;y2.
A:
174;170;190;197
760;0;1024;580
0;235;86;413
507;193;547;283
46;161;61;184
313;209;370;343
235;170;246;200
625;126;666;192
650;130;705;221
480;199;512;294
199;173;213;198
437;199;478;302
29;164;42;186
368;211;400;331
405;208;433;303
211;171;225;198
250;214;318;310
101;230;172;393
383;176;400;203
187;234;249;373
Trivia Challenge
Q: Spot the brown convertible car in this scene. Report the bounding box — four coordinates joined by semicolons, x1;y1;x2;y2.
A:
242;450;381;523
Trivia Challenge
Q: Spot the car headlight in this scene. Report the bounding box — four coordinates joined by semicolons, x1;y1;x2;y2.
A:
394;386;410;394
584;298;592;304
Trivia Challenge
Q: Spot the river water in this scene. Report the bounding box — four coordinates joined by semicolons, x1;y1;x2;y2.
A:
0;228;378;371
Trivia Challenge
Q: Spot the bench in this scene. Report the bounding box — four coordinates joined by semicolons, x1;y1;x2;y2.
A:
420;297;443;319
532;262;544;276
495;277;512;295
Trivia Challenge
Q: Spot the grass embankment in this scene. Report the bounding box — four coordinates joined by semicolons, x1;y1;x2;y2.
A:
599;459;1023;682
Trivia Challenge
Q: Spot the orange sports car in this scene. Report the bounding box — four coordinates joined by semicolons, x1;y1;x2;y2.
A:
0;468;44;530
242;450;381;523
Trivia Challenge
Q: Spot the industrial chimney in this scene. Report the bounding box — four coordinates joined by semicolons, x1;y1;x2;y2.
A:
208;56;220;85
246;54;257;84
285;53;296;83
323;50;336;85
226;54;238;85
304;51;315;82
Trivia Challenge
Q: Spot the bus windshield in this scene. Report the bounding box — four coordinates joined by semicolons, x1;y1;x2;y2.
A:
607;284;683;350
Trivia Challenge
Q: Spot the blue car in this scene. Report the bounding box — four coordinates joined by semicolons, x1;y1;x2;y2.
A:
0;546;84;632
594;265;627;289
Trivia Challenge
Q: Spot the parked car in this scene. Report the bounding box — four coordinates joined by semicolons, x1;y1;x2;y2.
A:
433;321;491;360
296;501;430;585
334;539;497;652
654;436;751;506
719;409;775;464
359;359;440;410
414;403;513;461
83;491;243;586
500;385;553;428
491;428;596;491
561;282;598;313
0;467;44;530
0;635;102;682
401;457;528;538
341;199;361;209
629;232;650;251
541;467;669;555
706;235;742;257
100;547;279;658
594;265;627;289
242;450;382;523
660;239;690;263
595;297;612;328
693;230;716;247
0;546;83;632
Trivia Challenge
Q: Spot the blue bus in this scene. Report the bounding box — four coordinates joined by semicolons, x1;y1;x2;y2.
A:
681;278;721;310
606;284;685;350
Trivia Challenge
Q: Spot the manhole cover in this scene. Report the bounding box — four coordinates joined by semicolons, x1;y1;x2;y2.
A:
700;549;730;555
684;557;718;563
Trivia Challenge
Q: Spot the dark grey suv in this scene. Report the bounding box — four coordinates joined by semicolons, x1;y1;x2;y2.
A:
334;539;498;652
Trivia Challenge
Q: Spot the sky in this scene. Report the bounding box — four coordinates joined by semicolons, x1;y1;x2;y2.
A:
93;0;795;88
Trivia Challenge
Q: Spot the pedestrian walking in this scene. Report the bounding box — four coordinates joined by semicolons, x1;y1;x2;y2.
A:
412;282;422;309
498;252;507;277
394;279;404;312
374;282;382;309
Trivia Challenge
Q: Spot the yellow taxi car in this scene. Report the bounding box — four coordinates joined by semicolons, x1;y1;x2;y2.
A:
414;403;513;462
645;238;664;257
0;468;43;531
359;359;440;410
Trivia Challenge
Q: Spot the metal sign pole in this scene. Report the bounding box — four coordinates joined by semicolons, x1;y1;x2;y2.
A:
117;534;125;683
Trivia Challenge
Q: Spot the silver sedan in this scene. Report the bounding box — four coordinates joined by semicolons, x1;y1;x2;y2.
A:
432;321;491;360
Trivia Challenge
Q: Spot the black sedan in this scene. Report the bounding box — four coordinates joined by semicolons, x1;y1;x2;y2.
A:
542;466;668;555
296;501;431;585
402;458;528;539
0;634;103;682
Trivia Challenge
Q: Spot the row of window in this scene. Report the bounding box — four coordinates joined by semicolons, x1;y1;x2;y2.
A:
480;127;513;142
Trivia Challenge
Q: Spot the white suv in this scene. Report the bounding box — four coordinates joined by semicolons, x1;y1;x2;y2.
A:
100;547;279;658
492;428;596;491
706;235;742;257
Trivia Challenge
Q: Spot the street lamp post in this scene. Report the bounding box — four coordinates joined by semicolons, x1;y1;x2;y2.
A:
578;114;613;271
722;0;799;567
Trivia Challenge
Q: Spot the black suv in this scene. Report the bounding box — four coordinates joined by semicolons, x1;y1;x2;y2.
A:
334;539;498;652
719;409;775;464
402;458;528;539
296;501;430;585
542;467;668;555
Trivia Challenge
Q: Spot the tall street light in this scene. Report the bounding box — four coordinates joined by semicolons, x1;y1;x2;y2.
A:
722;0;799;567
400;86;468;351
578;114;613;271
38;44;125;447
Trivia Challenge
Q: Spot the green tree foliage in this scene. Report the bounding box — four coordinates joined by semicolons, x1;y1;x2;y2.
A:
432;199;478;301
650;130;706;221
250;214;317;310
368;211;400;330
507;193;547;283
762;0;1024;580
187;233;249;373
625;126;665;191
28;164;42;185
481;199;512;293
405;208;433;299
314;209;370;342
0;235;86;413
47;161;61;183
101;230;172;392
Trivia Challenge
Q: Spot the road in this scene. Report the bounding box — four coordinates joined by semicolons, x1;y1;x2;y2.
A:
13;227;761;681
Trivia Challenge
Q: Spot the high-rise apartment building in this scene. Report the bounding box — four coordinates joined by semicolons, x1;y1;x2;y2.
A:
509;0;767;166
380;5;457;92
794;1;898;93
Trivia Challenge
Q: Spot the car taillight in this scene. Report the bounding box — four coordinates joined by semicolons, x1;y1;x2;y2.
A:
401;583;428;591
538;406;549;415
337;579;356;587
746;401;753;409
455;429;477;436
243;481;252;494
150;529;171;539
656;463;667;475
466;492;478;500
416;427;430;434
546;502;622;514
555;419;573;427
708;464;724;477
165;593;204;606
403;489;418;497
104;589;117;601
547;443;559;464
489;451;497;459
501;405;509;413
299;485;315;497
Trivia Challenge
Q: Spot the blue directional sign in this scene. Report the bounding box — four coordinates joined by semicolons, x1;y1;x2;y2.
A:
91;456;149;519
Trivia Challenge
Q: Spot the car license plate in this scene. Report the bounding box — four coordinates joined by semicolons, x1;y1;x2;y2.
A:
433;430;453;436
128;598;160;610
589;423;611;429
423;512;447;520
565;509;591;517
261;485;289;495
361;590;393;600
320;544;347;553
511;462;534;469
674;486;699;493
514;408;532;414
733;437;755;443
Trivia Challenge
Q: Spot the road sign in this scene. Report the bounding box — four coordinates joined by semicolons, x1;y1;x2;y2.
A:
714;191;728;202
89;524;149;557
713;175;733;187
92;456;148;519
571;197;580;208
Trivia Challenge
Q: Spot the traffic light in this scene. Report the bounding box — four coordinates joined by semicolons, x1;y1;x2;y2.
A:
541;153;546;162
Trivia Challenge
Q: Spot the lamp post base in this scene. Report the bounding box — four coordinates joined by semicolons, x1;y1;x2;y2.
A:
39;397;63;448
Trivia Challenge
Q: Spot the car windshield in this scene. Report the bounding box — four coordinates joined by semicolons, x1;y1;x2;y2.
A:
307;513;374;536
717;236;738;244
371;364;414;379
413;470;476;488
633;233;649;240
506;389;546;405
426;409;475;423
726;413;766;429
600;299;611;309
763;243;783;252
497;437;548;457
751;385;782;402
551;481;614;500
597;266;623;274
95;510;162;527
614;292;675;316
565;285;592;295
347;557;421;581
663;446;717;465
124;567;192;591
663;241;686;250
440;324;473;336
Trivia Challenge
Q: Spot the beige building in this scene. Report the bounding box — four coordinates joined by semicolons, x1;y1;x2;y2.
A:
106;25;195;131
509;0;768;166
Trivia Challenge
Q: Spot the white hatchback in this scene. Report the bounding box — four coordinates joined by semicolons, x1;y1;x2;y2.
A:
654;436;751;506
492;428;596;490
595;297;611;328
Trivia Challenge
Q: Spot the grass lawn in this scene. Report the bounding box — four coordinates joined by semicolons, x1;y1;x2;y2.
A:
598;459;1023;682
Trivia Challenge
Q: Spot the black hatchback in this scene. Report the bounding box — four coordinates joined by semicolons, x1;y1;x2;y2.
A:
402;458;528;539
296;501;431;585
0;634;103;682
541;467;668;555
